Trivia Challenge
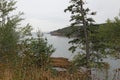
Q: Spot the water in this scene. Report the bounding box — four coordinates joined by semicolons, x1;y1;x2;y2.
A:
44;33;75;59
43;33;120;80
32;33;77;59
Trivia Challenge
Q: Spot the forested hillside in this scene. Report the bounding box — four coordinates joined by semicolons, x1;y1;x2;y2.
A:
50;24;104;37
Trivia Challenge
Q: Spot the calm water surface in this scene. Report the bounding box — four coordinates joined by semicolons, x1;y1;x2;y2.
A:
43;33;120;80
44;33;75;59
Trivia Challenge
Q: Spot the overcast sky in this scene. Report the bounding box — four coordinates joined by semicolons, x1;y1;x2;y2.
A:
16;0;120;32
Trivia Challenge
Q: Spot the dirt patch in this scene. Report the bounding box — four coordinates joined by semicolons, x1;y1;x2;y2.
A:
50;57;71;68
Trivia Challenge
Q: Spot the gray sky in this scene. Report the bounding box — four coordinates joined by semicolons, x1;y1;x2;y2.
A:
16;0;120;32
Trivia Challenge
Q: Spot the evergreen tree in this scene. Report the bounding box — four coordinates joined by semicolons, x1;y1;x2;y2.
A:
65;0;96;68
95;17;120;59
29;31;55;68
0;0;55;68
0;0;22;62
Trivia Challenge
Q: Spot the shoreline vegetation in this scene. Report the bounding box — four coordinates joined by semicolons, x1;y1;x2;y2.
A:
50;24;105;37
0;0;120;80
1;57;119;80
0;57;89;80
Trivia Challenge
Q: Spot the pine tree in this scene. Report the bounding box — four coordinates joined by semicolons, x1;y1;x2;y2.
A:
0;0;20;61
65;0;96;68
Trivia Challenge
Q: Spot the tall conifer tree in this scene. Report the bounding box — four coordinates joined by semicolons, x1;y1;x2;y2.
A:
65;0;96;68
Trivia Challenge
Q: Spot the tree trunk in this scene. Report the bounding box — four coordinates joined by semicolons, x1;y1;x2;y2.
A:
80;0;90;68
80;0;91;80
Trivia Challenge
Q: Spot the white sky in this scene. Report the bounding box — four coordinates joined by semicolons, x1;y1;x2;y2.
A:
16;0;120;32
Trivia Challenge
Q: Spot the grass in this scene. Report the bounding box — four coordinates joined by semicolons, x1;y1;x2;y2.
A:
0;58;119;80
0;62;89;80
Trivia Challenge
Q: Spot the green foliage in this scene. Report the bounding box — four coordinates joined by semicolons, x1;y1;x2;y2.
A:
0;0;21;62
0;0;55;69
65;0;97;68
65;0;115;70
28;31;55;67
64;0;96;26
0;2;55;80
94;17;120;59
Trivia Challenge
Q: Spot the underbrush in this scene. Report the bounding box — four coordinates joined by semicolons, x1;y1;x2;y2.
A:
0;63;89;80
